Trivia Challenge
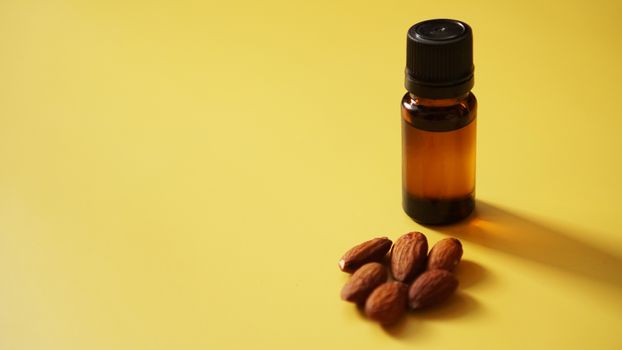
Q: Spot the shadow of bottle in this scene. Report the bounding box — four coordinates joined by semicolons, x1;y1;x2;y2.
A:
384;200;622;339
434;200;622;289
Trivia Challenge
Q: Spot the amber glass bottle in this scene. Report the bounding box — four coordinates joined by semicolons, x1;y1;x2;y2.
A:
402;19;477;225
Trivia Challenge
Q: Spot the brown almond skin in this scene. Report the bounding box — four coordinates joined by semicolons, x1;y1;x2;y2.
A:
408;269;459;310
390;232;428;283
338;237;392;273
364;281;408;325
340;262;387;304
427;238;463;272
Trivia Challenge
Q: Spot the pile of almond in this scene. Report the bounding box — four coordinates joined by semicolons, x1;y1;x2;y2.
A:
339;232;463;325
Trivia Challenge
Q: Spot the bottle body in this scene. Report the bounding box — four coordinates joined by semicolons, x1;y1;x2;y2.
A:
401;92;477;224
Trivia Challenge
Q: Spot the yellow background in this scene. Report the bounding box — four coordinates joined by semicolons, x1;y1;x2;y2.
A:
1;0;622;349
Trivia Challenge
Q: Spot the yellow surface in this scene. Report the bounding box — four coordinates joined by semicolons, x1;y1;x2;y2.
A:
1;0;622;349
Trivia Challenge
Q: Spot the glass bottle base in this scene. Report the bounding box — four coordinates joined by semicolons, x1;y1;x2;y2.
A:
403;193;475;225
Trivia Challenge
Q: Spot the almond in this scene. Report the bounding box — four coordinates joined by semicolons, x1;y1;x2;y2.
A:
427;238;463;272
340;262;387;304
408;269;458;310
338;237;392;273
364;281;408;325
390;231;428;283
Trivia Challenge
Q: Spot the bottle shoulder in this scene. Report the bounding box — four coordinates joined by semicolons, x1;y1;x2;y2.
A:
402;92;477;132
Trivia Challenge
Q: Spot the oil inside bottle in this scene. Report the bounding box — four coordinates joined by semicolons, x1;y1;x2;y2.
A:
401;92;477;225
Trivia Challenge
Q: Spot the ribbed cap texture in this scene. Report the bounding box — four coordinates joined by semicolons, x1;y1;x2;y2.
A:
405;19;474;97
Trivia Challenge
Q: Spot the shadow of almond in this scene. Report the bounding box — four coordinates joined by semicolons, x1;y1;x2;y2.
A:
455;260;487;289
381;310;425;338
410;292;478;320
381;293;478;339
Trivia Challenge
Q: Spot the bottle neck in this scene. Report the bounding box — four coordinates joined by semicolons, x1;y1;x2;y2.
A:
408;92;470;107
